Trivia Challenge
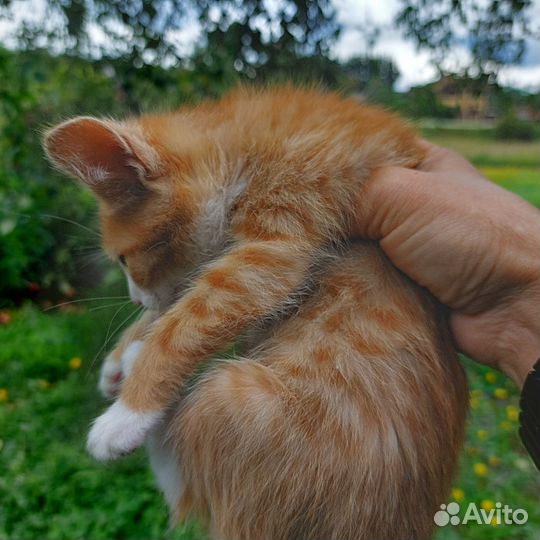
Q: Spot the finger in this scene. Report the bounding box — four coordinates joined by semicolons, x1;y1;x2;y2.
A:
416;139;478;174
352;166;428;239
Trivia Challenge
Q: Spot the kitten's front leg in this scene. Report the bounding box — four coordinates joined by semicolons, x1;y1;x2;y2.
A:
97;311;157;399
87;236;317;461
88;312;158;460
98;341;145;399
87;398;163;460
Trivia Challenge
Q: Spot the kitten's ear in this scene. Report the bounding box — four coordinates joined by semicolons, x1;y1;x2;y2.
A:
44;117;162;203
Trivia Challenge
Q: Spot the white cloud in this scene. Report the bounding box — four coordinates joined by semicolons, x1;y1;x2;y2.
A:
331;0;540;91
497;64;540;92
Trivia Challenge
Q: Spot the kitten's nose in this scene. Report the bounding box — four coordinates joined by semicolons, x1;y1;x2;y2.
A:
132;299;142;307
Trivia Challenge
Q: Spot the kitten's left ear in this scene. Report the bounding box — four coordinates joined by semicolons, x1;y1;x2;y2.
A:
44;116;162;203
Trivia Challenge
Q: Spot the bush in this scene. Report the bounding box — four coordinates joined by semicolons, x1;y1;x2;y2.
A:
495;115;539;141
0;48;231;304
404;86;459;119
0;49;118;304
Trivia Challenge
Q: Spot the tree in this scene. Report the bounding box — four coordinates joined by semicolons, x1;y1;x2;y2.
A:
196;0;339;79
343;56;400;92
395;0;537;81
0;0;340;78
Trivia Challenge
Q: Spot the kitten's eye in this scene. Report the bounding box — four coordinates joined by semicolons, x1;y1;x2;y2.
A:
118;255;127;266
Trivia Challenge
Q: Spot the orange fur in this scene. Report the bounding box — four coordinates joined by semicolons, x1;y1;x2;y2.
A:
45;86;468;539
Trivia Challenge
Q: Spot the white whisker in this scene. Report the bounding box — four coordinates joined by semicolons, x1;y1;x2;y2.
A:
43;296;130;312
88;304;143;375
86;301;134;313
39;213;101;237
4;210;100;237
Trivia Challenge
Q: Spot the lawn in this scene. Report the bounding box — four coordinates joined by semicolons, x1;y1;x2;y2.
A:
0;127;538;540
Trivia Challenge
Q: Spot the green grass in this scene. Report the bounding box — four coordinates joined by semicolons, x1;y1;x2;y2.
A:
1;127;539;539
478;168;539;207
422;127;539;168
434;358;539;540
0;297;205;540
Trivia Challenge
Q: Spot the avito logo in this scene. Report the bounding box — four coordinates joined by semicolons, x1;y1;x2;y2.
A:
434;501;528;526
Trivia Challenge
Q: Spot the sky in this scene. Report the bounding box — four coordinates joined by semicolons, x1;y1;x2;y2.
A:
331;0;540;91
0;0;539;92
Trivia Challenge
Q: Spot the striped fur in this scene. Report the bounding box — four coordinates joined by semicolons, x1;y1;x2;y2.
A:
45;86;468;539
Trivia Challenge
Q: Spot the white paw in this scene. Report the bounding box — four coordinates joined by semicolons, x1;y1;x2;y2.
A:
87;400;163;461
98;341;143;399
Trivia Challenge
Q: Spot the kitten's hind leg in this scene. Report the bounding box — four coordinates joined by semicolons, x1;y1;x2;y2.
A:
171;356;371;540
146;411;185;519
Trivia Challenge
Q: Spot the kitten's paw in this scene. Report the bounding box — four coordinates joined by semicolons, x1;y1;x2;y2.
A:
87;400;162;461
98;354;123;399
98;341;143;399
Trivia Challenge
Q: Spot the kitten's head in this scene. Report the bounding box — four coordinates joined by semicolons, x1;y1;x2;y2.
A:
44;116;199;311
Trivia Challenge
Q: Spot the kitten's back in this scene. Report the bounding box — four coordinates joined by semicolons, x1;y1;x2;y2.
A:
171;242;467;539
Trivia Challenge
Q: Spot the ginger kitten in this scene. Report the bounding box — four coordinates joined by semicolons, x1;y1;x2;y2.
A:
45;87;468;539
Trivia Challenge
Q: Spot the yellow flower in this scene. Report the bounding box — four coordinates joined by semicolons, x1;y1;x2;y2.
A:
476;430;488;441
506;405;519;422
500;420;513;432
489;515;500;526
485;372;497;384
494;388;508;400
451;488;465;502
0;388;8;402
37;379;50;389
69;357;82;370
473;462;489;477
469;389;482;409
488;456;501;467
466;446;479;456
481;500;495;511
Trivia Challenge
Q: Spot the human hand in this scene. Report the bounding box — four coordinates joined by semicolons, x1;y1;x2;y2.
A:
354;141;540;387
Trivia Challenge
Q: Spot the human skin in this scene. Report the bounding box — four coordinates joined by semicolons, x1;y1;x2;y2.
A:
354;141;540;388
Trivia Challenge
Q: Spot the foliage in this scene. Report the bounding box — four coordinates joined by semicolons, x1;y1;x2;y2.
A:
0;48;123;303
0;0;340;77
343;56;400;93
405;85;459;118
0;300;203;540
494;115;540;141
196;0;339;80
395;0;537;80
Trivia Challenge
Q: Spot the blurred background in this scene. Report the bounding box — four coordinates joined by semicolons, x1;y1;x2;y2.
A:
0;1;538;539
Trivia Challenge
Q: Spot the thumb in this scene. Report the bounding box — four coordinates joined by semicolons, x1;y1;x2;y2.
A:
352;166;430;240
